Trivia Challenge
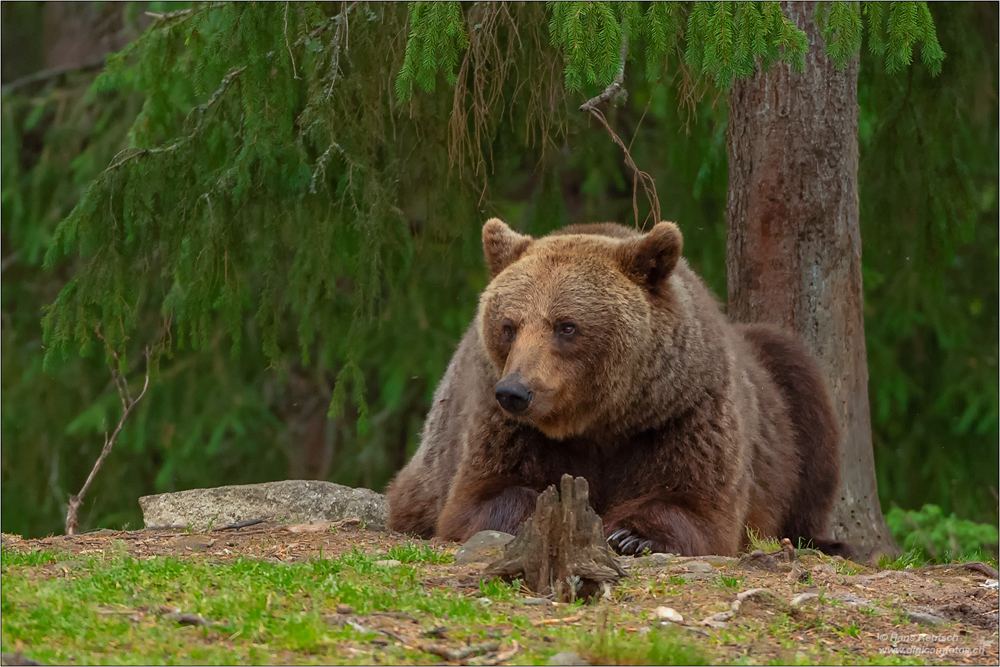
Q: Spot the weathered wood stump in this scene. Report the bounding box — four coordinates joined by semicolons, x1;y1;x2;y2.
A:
485;475;626;602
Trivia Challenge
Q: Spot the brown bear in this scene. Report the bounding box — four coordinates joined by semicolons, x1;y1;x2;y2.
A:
386;218;850;557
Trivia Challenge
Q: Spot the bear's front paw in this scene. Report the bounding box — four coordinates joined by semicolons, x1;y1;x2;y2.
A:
606;528;657;556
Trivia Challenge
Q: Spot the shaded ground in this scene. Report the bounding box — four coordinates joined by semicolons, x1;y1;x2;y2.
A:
1;522;997;665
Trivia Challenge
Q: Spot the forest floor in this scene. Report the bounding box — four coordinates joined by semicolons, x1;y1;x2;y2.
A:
1;521;997;665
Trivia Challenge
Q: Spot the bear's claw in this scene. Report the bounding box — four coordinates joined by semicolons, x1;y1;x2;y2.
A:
607;529;656;555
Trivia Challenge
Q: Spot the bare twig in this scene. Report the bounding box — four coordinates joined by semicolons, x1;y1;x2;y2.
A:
65;347;152;535
1;59;107;96
212;518;266;531
284;2;300;79
585;107;661;229
577;31;662;229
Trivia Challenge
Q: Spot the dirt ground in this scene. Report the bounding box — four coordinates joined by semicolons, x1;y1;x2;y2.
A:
3;522;998;665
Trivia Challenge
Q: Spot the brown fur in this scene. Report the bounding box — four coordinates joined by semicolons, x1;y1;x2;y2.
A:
386;219;847;557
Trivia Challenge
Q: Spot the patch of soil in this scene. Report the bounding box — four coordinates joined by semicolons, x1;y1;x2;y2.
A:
3;525;997;665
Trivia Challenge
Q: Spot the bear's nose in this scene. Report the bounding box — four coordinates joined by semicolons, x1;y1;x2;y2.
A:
495;379;533;413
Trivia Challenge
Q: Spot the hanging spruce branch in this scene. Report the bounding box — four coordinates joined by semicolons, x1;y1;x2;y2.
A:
38;0;946;435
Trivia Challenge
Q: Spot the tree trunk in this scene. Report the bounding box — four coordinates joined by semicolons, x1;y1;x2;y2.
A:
725;2;899;559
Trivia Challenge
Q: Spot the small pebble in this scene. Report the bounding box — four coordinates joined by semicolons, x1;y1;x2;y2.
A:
336;604;355;614
736;588;772;602
521;597;553;606
548;650;586;665
791;592;818;607
705;610;734;622
655;606;684;623
375;559;402;567
647;553;677;567
685;560;714;573
907;611;947;626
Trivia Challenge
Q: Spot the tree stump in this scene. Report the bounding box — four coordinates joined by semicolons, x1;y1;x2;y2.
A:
484;475;626;602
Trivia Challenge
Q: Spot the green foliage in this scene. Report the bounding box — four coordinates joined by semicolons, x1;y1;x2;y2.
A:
0;1;992;542
684;2;809;82
860;2;998;522
864;1;945;76
545;1;812;88
886;504;999;562
407;2;944;93
396;1;468;101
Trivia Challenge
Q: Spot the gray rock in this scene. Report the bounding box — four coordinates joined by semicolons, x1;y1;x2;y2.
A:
811;563;836;575
547;650;587;665
645;553;678;568
685;560;714;573
907;611;948;626
139;480;387;531
454;530;516;565
790;592;818;607
832;593;871;606
521;597;553;606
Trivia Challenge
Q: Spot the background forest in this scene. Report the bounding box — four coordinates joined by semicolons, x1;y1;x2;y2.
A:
1;2;997;555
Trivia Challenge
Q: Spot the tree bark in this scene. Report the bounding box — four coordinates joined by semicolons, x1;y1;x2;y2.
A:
485;475;626;602
725;2;899;559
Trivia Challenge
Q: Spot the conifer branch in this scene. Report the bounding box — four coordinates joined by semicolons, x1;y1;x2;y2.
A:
325;2;352;99
144;3;226;28
579;31;629;112
104;66;246;172
65;345;151;535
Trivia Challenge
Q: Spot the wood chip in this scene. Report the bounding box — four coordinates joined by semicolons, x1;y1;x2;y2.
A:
469;641;520;666
531;615;583;626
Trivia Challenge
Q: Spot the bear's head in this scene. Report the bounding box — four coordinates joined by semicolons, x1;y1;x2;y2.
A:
479;218;684;439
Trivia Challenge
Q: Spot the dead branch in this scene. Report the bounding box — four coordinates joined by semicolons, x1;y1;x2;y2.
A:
105;65;245;172
65;347;152;535
579;31;629;112
920;561;1000;579
577;32;662;229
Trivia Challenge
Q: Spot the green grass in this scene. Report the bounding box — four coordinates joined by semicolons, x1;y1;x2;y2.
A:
717;573;745;592
1;548;62;567
580;624;708;665
3;539;990;666
1;546;523;665
877;550;926;571
385;542;454;564
745;527;781;553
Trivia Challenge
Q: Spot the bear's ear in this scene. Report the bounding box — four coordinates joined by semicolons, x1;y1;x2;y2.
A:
616;221;683;290
482;218;534;279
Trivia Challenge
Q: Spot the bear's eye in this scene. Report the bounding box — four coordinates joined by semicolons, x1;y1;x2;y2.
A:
500;319;516;342
556;322;578;338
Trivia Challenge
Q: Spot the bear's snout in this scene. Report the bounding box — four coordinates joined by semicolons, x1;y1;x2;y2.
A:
495;378;533;413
